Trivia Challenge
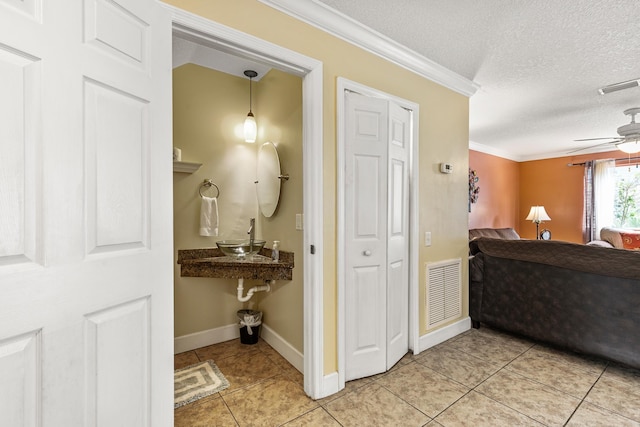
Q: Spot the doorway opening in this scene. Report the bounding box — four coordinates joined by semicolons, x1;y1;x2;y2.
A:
168;6;324;399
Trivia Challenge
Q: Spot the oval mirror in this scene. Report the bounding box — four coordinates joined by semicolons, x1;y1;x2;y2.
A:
256;142;282;217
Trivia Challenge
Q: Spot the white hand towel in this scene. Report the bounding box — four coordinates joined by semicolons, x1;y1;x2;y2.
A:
199;196;219;236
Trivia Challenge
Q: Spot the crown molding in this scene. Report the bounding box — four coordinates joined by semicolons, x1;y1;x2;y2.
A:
259;0;479;97
469;141;522;162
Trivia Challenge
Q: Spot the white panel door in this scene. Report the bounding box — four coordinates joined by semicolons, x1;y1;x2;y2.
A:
0;0;173;425
344;92;388;380
386;102;410;370
344;92;410;381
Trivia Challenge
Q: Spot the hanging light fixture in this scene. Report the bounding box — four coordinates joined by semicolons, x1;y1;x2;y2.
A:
243;70;258;143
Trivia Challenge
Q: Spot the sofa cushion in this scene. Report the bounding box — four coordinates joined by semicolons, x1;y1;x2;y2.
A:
469;228;520;241
469;237;640;280
600;227;640;249
621;232;640;250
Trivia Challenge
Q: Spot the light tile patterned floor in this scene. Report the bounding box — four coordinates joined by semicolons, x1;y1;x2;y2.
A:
174;327;640;426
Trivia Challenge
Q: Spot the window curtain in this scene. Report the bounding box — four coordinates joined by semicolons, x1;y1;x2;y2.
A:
584;159;616;242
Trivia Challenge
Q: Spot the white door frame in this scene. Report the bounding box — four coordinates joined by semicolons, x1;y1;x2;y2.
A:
336;77;419;389
163;5;325;399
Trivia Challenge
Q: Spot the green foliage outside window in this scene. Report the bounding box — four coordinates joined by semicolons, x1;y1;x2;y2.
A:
614;166;640;228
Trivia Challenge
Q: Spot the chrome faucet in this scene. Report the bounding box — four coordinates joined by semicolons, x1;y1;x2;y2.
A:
247;218;255;249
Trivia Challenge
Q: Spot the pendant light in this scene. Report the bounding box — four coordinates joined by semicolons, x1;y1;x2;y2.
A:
243;70;258;143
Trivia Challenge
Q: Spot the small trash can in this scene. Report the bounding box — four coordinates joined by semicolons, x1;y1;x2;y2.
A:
237;309;262;345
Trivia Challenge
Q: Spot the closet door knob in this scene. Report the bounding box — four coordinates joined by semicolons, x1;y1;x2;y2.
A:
363;250;371;256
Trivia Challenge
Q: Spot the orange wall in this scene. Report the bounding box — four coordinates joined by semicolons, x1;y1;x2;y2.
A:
471;149;624;243
518;157;584;241
469;150;520;231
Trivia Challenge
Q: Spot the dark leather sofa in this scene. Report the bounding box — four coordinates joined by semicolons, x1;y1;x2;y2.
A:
469;237;640;368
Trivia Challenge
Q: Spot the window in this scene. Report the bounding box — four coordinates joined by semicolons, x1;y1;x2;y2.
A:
613;165;640;228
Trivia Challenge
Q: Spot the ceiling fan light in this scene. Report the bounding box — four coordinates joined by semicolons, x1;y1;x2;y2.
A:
617;140;640;154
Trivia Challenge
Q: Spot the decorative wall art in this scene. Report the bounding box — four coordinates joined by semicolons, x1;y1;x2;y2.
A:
469;168;480;212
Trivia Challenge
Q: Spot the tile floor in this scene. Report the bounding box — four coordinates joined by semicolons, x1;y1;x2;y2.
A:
174;327;640;426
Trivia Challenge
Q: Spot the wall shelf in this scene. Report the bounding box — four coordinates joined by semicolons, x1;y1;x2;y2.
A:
173;161;202;174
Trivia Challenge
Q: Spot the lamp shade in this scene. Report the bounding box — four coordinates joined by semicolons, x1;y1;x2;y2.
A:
617;140;640;154
526;206;551;223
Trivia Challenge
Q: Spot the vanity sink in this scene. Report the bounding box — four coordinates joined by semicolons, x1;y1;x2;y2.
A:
216;240;266;257
178;246;294;280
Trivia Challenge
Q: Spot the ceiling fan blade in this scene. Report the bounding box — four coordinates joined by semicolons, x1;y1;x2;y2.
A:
573;137;621;142
566;141;615;154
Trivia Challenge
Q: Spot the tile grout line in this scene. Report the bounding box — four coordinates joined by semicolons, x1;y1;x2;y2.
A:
429;340;553;425
562;363;608;427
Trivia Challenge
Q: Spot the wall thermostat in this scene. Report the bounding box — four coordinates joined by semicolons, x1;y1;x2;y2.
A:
440;163;453;174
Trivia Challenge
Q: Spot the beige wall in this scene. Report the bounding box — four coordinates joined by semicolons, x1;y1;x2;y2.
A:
166;0;470;375
173;65;304;352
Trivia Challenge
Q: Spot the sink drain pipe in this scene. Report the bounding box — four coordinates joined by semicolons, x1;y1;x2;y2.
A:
237;278;273;302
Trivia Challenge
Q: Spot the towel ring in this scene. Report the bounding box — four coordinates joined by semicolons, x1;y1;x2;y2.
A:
199;179;220;198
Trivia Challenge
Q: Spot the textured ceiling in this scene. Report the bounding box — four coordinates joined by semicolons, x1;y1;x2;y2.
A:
317;0;640;160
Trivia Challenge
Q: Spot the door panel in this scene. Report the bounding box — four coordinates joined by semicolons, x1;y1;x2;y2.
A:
345;92;388;380
0;0;172;425
386;102;410;369
351;266;383;348
354;155;381;237
85;298;150;426
0;46;41;266
84;80;149;253
0;331;40;426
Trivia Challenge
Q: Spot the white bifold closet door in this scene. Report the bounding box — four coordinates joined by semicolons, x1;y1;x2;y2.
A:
344;91;410;381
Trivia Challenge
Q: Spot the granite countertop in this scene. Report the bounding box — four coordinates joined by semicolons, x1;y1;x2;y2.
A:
177;247;294;280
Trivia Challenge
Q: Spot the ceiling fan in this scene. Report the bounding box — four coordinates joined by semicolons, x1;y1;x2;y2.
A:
570;107;640;154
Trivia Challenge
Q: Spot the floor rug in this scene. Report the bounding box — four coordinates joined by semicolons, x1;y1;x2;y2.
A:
174;360;230;408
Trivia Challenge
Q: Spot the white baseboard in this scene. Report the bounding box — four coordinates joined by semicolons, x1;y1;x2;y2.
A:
417;317;471;354
320;371;339;398
174;324;240;354
260;323;304;373
174;323;304;376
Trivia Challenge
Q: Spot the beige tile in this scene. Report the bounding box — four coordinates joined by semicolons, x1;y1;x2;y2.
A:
195;338;249;361
567;402;640;427
375;362;469;418
531;344;608;376
506;346;602;398
585;370;640;421
472;326;534;350
476;369;580;426
223;375;318;426
283;407;341;426
445;328;531;365
316;376;373;406
393;351;421;367
324;383;430;426
215;348;281;394
601;363;640;389
256;339;281;359
174;395;238;427
174;351;200;370
435;391;545;426
415;345;502;388
260;344;304;387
